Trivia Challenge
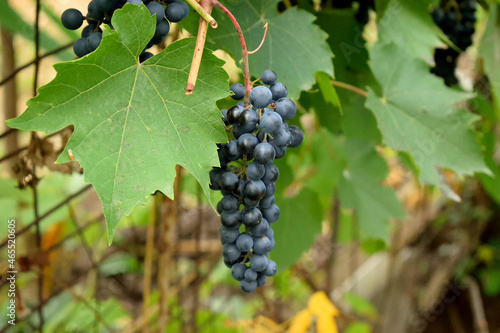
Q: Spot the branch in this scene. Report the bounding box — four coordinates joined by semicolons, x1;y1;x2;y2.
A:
464;276;490;333
185;0;213;95
212;1;251;105
331;80;368;98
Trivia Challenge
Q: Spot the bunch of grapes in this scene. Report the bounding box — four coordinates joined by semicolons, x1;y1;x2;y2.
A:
431;0;476;86
210;70;303;293
60;0;189;59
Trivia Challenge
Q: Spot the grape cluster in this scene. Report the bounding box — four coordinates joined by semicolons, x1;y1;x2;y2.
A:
61;0;189;59
211;71;303;293
431;0;476;86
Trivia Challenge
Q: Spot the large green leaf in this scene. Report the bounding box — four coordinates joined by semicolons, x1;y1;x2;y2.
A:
181;0;334;99
377;0;444;59
0;0;73;60
366;42;489;199
273;188;323;270
7;4;228;242
338;140;405;241
479;3;500;119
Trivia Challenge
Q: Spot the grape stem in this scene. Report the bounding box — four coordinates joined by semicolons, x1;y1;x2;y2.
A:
330;80;368;98
184;0;218;28
212;0;252;106
248;23;268;55
185;0;213;95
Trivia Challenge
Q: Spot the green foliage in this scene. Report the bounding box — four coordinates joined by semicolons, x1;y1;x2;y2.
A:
366;42;489;200
7;5;229;241
343;292;379;320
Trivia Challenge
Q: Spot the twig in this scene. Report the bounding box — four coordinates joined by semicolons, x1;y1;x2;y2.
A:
0;42;73;88
248;23;269;55
185;0;218;28
464;276;489;333
141;196;157;333
0;185;93;249
0;128;16;139
185;0;213;95
213;0;252;105
331;80;368;98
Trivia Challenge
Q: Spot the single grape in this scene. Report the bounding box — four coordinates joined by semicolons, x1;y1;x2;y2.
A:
253;236;272;254
275;98;297;121
236;234;254;252
241;279;258;293
223;140;241;161
247;162;265;181
140;52;154;62
127;0;142;5
226;105;243;124
243;180;266;201
241;207;262;227
264;182;276;197
73;38;91;57
261;70;277;85
244;268;258;281
95;0;116;13
259;111;283;134
237;133;259;155
209;167;224;190
61;9;84;30
257;273;266;287
239;109;259;132
220;226;240;244
264;226;274;240
272;128;292;147
262;204;280;223
87;32;102;52
216;200;223;214
263;260;277;277
221;195;239;212
81;24;100;38
288;125;304;148
147;1;165;23
253;142;276;164
230;83;245;100
165;1;188;22
243;197;260;209
222;243;241;262
259;195;275;209
263;164;279;183
87;1;104;20
272;143;287;159
250;254;268;272
249;86;273;108
221;210;241;229
231;263;247;281
151;19;170;45
219;172;239;191
270;82;287;100
250;218;269;237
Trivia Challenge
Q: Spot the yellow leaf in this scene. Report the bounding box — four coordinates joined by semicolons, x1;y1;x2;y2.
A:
288;309;313;333
308;292;340;317
317;313;338;333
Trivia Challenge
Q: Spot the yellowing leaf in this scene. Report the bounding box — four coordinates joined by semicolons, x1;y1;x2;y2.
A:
317;313;338;333
288;309;313;333
308;292;340;318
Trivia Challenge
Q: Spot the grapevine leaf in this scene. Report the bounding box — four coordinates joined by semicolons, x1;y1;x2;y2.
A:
273;188;323;271
7;4;228;242
181;0;334;99
377;0;444;59
338;139;405;242
366;42;489;199
479;3;500;119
